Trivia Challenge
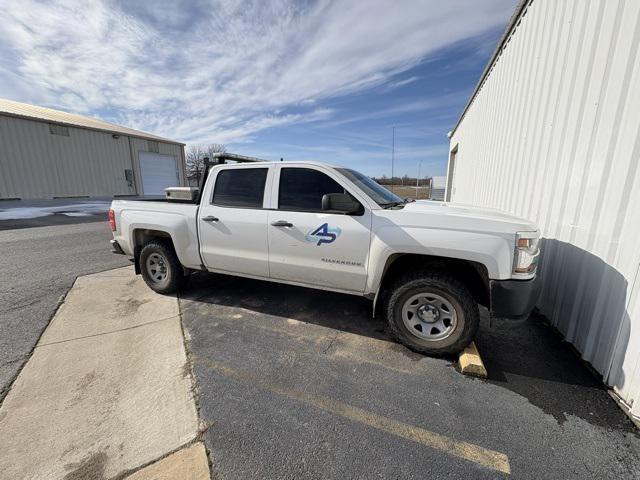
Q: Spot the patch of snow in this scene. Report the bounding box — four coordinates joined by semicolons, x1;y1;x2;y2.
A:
61;212;93;217
0;202;110;220
0;208;53;220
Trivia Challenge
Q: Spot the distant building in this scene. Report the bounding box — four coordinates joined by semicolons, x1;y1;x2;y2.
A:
0;98;186;199
447;0;640;422
429;176;446;201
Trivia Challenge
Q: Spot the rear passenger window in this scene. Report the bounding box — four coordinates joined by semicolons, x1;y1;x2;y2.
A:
212;168;267;208
278;168;346;212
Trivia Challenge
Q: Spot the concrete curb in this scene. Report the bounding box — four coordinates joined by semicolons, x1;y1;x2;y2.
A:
123;442;210;480
0;266;208;479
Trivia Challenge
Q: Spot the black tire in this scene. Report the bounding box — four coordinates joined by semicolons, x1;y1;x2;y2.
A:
139;241;186;294
385;271;479;356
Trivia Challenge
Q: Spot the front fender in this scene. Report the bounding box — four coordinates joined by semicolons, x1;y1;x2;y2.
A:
366;225;513;296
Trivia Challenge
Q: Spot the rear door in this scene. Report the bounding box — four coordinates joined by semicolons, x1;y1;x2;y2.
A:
198;165;271;277
268;166;371;293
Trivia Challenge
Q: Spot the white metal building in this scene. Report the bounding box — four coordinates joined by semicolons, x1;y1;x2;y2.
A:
429;176;446;201
447;0;640;421
0;98;186;199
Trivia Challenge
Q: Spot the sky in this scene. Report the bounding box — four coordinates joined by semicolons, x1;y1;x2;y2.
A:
0;0;517;178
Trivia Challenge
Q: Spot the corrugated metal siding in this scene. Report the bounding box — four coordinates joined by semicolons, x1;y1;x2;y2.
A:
0;115;186;199
449;0;640;416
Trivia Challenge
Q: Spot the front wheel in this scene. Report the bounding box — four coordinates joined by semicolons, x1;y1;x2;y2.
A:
385;271;479;356
139;241;186;294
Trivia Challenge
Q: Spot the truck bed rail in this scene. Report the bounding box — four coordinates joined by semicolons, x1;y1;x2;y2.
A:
210;152;268;164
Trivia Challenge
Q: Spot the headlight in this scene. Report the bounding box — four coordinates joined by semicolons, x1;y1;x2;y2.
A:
513;231;540;278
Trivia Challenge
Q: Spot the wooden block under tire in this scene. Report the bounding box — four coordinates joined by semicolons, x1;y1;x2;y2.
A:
458;342;487;378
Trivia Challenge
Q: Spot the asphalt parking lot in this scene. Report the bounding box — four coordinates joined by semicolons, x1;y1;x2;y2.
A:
181;272;640;479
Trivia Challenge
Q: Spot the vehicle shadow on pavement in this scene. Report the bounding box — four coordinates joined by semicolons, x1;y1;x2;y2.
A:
182;270;637;435
183;271;394;343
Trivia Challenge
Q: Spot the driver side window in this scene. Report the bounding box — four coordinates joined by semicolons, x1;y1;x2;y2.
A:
278;168;346;212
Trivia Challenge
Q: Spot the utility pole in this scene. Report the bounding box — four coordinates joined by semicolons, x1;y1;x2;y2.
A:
415;160;421;198
391;127;395;193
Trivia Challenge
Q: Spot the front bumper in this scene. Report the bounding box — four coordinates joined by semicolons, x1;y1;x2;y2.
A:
490;275;541;319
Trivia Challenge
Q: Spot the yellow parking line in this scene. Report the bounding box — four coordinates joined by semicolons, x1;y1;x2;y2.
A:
213;316;420;374
196;357;511;475
260;324;416;373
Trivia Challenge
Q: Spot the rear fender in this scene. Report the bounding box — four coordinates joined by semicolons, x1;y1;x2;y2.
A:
125;211;201;269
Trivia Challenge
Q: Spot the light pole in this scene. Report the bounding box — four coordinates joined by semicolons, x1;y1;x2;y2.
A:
415;160;422;198
391;127;395;193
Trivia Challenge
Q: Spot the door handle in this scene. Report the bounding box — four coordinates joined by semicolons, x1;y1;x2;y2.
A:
202;216;219;222
271;220;293;227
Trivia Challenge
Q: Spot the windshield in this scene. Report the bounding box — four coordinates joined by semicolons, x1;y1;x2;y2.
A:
337;168;405;206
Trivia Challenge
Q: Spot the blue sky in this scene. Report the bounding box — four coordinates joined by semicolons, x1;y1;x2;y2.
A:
0;0;516;178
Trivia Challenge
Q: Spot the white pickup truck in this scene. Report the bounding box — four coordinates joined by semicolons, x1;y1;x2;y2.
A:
109;157;541;355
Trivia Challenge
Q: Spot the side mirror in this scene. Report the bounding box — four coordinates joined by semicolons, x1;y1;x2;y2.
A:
321;193;361;214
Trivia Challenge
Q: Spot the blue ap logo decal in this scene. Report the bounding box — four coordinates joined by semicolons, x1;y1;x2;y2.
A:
306;223;342;246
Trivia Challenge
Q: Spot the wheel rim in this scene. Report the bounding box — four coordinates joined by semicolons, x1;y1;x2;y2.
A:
146;252;168;283
401;292;458;341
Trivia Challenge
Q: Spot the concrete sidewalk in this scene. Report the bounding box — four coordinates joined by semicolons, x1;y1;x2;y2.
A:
0;267;209;479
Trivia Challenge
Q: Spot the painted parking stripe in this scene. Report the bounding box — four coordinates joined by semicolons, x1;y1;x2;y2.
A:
196;357;511;475
193;310;424;374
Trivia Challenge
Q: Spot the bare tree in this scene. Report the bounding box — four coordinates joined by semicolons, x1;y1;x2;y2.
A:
206;143;226;160
185;144;227;186
185;145;206;186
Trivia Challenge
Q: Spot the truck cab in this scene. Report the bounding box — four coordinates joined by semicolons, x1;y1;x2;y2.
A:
109;157;541;355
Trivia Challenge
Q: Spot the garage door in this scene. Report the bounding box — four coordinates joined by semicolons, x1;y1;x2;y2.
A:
138;152;180;195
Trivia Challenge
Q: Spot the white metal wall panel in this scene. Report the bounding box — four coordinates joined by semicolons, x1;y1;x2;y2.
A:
448;0;640;415
0;115;135;198
0;115;186;199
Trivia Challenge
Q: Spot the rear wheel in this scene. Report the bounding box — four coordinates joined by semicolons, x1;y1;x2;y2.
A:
385;271;479;355
139;241;186;294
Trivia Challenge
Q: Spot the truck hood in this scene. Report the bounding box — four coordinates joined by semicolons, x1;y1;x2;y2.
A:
378;200;537;235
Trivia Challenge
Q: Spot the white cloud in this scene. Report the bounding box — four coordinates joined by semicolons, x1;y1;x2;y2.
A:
0;0;515;145
383;75;420;91
314;91;465;129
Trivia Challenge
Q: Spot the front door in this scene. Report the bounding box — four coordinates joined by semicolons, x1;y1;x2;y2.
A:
268;167;371;293
199;166;270;277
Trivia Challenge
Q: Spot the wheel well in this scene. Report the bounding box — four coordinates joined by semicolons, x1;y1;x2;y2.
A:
132;229;177;275
378;254;490;308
